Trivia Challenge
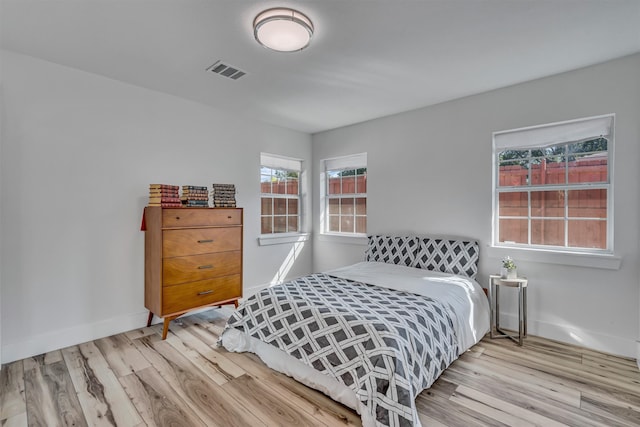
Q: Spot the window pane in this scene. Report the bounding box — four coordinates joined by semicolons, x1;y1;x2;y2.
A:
260;167;273;175
286;177;299;195
260;176;272;194
355;198;366;215
499;218;528;244
568;138;607;155
261;217;272;234
531;190;564;218
261;197;272;215
568;220;606;249
274;198;287;215
329;215;339;232
356;216;366;234
568;189;607;218
498;162;528;187
499;192;528;217
288;216;299;232
532;219;564;246
341;198;354;215
568;153;607;184
342;176;356;194
530;157;565;185
288;199;298;215
340;216;354;233
328;175;341;195
274;216;287;233
273;177;286;194
355;172;367;193
328;198;339;214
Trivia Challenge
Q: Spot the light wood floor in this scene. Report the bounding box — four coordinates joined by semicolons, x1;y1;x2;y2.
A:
2;308;639;427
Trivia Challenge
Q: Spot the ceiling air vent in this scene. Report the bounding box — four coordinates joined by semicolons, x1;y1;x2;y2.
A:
206;60;247;80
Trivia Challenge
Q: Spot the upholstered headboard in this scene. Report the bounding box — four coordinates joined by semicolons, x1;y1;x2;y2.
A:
365;235;479;279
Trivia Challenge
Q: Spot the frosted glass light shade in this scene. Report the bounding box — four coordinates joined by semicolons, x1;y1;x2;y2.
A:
254;8;314;52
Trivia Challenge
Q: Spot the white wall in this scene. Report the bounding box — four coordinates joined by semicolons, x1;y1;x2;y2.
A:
312;54;640;359
0;50;313;363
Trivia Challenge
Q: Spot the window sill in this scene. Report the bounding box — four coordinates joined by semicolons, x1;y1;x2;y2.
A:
317;233;368;245
258;233;310;246
486;244;622;270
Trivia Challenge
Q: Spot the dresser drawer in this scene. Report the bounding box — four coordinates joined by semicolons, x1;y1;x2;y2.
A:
163;227;241;257
163;251;241;286
162;208;241;228
162;275;241;314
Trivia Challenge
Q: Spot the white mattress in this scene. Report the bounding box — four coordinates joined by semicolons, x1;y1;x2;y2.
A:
221;262;490;427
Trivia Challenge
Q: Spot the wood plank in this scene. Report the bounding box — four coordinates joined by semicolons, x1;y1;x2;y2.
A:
165;334;231;383
0;361;26;421
444;359;615;427
455;352;582;407
118;367;207;427
124;325;162;341
225;350;362;426
61;343;143;426
131;335;265;427
477;340;640;410
580;393;640;427
9;311;640;427
224;374;329;426
450;384;563;427
94;334;151;377
24;360;88;427
166;320;245;379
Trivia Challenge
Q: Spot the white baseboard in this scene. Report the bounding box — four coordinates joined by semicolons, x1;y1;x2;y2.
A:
1;310;151;364
496;312;637;359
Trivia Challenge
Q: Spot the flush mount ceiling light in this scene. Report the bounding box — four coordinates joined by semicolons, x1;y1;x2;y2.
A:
253;7;314;52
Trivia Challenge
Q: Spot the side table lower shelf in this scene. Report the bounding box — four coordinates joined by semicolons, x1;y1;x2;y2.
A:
489;274;528;346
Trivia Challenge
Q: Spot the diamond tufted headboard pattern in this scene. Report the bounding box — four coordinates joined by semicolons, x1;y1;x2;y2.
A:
365;235;479;280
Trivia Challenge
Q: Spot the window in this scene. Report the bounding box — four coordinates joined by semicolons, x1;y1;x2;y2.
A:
261;153;302;235
493;115;613;253
323;153;367;235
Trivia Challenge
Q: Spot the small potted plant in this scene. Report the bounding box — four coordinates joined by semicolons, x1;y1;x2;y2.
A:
501;256;517;279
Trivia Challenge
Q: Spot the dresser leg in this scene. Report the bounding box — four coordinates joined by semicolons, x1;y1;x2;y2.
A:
162;318;171;340
146;311;154;327
234;300;239;308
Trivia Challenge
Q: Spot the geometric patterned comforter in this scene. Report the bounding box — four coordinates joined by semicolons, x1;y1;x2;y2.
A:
223;273;459;427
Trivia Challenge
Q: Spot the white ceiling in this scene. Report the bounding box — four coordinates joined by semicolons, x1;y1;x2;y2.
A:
2;0;639;133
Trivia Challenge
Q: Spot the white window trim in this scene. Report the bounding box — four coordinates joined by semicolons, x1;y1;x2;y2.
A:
491;114;615;258
258;232;311;246
260;153;305;243
320;153;367;237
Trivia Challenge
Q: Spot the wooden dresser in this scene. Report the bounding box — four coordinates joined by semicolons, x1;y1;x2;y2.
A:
143;207;243;339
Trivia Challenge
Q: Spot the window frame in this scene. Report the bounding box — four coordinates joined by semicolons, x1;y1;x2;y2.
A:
492;115;614;255
260;153;303;238
321;153;367;237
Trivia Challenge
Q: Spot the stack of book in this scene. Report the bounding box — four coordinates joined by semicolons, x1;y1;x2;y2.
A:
182;185;209;207
211;183;237;207
148;184;181;207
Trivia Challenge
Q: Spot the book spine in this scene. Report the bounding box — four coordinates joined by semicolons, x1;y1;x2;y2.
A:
148;202;183;207
150;184;180;190
149;197;181;203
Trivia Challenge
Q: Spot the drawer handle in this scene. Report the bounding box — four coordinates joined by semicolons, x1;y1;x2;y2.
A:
197;290;213;296
197;239;214;243
175;216;180;220
198;265;213;269
227;216;232;219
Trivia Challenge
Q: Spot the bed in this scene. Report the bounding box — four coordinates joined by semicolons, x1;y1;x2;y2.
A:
219;235;490;427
